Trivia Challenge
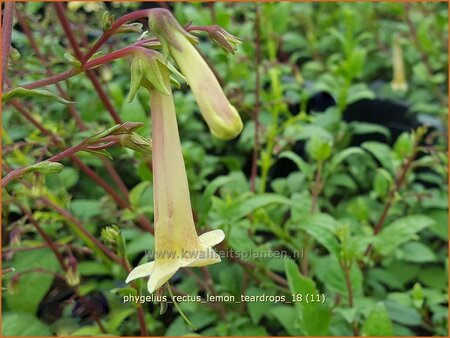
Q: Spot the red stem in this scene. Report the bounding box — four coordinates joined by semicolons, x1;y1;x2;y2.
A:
81;9;153;64
364;136;421;256
39;195;121;264
1;1;15;90
250;4;261;192
7;99;154;234
15;201;68;271
53;3;122;124
16;11;132;199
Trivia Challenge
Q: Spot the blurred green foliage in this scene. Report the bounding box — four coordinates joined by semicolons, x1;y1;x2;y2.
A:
2;2;448;336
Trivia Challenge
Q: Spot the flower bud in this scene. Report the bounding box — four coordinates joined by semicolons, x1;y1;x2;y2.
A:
25;161;64;175
119;133;152;154
391;36;408;92
201;25;241;54
148;9;243;140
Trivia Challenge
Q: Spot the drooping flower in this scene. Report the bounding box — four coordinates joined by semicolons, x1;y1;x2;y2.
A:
148;9;243;140
391;36;408;92
125;63;224;293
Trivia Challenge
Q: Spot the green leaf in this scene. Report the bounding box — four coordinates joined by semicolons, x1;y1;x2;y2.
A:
129;181;152;209
393;132;414;158
349;121;391;140
374;215;434;256
316;256;363;297
384;299;422;326
279;151;312;179
70;199;103;221
346;83;375;105
306;134;332;162
2;87;74;105
373;168;393;199
106;307;136;333
362;302;394;336
362;141;394;173
297;213;340;256
398;242;436;263
285;259;330;336
270;305;303;335
3;312;52;336
5;248;59;314
327;147;365;175
217;193;290;223
246;287;275;324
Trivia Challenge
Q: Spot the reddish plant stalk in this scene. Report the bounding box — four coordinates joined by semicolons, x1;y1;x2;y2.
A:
53;3;122;124
339;260;359;336
250;4;261;192
7;99;154;234
364;137;420;256
14;201;68;271
1;1;15;90
15;10;85;129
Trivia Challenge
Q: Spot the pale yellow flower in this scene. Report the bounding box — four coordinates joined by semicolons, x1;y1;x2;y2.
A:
391;36;408;92
125;65;224;293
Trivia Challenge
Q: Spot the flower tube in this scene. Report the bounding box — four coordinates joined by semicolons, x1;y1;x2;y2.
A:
125;64;224;293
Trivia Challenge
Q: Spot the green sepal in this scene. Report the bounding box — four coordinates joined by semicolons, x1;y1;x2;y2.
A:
127;57;144;103
83;149;113;160
87;122;145;143
142;56;170;96
2;87;74;105
120;133;152;154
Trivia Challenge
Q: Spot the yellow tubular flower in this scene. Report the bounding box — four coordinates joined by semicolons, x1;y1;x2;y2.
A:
391;36;408;92
125;65;224;293
148;9;243;140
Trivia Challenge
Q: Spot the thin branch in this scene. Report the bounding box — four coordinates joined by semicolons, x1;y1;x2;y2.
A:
7;99;154;234
53;3;122;124
302;161;323;276
339;259;359;336
14;201;68;271
250;4;261;193
2;1;15;90
2;135;121;187
364;132;422;256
